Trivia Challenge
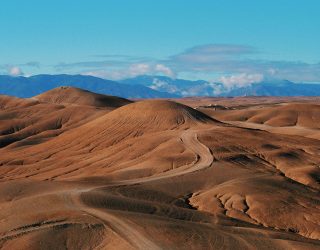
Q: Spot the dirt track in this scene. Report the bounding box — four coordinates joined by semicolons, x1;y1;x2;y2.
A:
68;129;213;249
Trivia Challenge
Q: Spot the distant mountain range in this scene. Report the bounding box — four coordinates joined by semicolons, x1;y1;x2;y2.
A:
223;80;320;97
1;74;320;98
0;74;178;98
120;75;221;96
121;75;320;97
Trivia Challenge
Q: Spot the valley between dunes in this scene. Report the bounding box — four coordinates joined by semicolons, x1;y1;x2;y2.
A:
0;87;319;249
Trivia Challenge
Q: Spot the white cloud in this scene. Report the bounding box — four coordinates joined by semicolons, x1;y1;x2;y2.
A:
149;79;178;93
82;63;175;80
8;66;24;76
128;63;151;76
219;73;264;89
155;64;175;78
128;63;174;78
149;79;167;90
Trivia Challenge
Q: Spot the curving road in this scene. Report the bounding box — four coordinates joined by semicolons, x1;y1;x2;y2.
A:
74;200;162;250
0;129;214;249
116;129;214;185
179;129;214;174
68;129;214;249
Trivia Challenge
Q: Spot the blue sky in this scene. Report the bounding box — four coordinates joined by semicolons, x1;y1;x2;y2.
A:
0;0;319;83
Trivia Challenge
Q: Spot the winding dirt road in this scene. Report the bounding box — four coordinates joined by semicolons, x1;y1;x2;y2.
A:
76;205;162;250
74;129;214;249
117;129;214;185
0;129;214;249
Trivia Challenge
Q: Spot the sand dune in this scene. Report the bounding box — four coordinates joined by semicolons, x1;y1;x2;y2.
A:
0;90;131;149
34;86;132;108
212;103;320;128
0;91;319;249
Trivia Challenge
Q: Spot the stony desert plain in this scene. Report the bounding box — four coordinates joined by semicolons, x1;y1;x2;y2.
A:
0;87;319;249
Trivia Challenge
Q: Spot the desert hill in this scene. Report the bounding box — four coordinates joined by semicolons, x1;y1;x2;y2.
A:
97;100;218;130
0;100;217;181
34;86;132;107
47;99;217;149
0;95;39;110
0;89;132;149
212;103;320;128
202;102;320;140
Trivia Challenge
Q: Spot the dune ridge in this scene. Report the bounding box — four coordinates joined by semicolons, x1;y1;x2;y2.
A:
34;86;132;108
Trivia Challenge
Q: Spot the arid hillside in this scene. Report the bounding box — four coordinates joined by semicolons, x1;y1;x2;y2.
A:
0;87;131;149
34;86;132;108
0;90;319;249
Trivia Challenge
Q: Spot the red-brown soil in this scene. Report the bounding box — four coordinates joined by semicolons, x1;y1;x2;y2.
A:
0;91;319;249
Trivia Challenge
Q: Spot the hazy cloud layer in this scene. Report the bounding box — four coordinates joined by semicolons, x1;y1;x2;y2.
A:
9;44;318;85
165;44;320;83
169;44;258;64
82;63;175;80
88;45;318;83
0;62;40;76
55;60;128;71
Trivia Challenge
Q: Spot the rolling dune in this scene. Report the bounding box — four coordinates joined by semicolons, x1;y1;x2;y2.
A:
0;91;319;249
34;86;132;108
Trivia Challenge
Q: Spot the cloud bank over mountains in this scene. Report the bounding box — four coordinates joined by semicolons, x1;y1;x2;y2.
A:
1;44;320;88
219;73;264;90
